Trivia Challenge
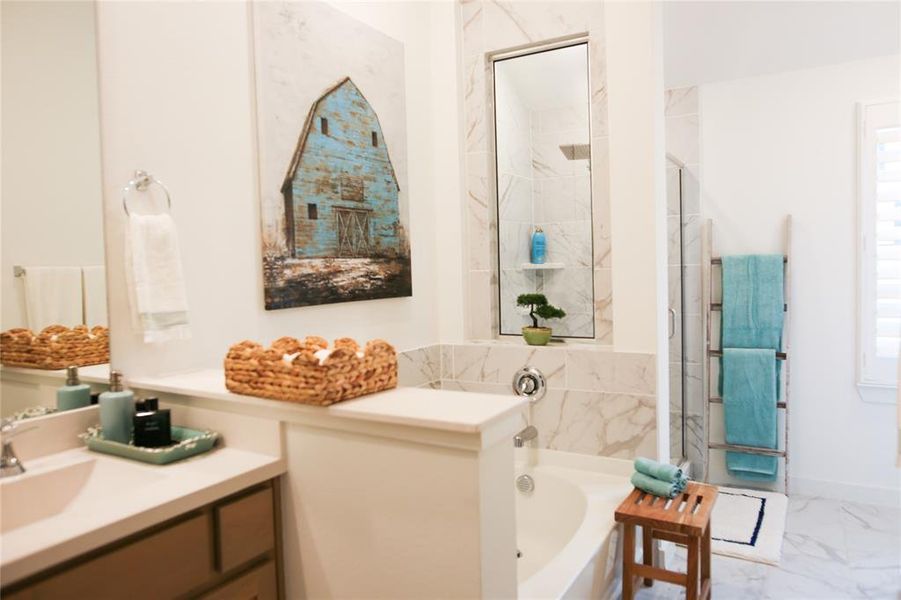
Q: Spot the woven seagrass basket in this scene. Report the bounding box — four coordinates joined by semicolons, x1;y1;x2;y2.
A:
224;336;397;406
0;325;110;370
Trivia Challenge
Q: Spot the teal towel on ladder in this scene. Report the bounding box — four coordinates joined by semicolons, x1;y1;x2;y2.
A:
722;348;778;481
721;255;784;482
722;255;785;350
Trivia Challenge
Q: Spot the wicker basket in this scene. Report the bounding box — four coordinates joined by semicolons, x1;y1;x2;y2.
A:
0;325;110;370
224;336;397;406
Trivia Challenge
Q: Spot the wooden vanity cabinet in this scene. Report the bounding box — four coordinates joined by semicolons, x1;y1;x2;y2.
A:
3;479;283;600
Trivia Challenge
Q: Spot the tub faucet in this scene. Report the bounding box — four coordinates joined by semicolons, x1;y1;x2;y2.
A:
513;425;538;448
0;418;36;478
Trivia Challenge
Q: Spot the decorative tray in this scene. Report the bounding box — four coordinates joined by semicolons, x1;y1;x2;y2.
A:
82;425;219;465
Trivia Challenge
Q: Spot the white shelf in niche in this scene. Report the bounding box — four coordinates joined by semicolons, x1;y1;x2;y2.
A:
519;262;565;271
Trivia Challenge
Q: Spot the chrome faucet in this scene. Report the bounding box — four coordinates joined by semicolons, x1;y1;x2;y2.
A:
513;425;538;448
0;418;36;478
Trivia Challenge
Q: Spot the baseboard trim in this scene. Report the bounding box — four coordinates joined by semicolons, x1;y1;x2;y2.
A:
792;475;900;507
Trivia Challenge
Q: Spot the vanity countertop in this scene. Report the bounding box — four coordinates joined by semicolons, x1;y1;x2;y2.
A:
128;368;527;435
1;363;111;384
0;405;284;586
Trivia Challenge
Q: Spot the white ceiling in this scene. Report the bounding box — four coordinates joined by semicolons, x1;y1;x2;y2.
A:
663;1;901;88
495;43;590;112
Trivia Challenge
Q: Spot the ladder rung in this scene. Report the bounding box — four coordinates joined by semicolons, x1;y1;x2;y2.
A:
708;442;786;457
711;256;787;265
709;350;787;360
709;396;786;408
710;303;787;311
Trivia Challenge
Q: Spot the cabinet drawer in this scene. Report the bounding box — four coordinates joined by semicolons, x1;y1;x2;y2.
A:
20;513;214;599
200;560;277;600
216;486;275;573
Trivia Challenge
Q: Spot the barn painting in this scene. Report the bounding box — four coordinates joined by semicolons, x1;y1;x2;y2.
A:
252;2;411;310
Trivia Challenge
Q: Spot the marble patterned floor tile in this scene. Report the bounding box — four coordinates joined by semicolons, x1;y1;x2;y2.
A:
635;495;901;600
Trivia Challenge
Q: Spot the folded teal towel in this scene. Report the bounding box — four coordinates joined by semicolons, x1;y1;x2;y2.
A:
634;457;683;483
723;348;778;482
631;472;687;499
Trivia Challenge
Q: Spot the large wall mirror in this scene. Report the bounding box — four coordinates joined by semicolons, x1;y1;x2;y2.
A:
1;1;109;417
493;43;595;339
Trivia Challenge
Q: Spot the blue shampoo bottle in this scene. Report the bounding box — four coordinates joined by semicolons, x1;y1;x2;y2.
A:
531;227;546;264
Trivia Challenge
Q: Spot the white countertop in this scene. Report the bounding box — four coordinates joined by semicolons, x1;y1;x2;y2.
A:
129;369;527;434
0;404;284;585
1;363;111;384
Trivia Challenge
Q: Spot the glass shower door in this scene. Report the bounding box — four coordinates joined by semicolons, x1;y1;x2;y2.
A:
667;159;686;465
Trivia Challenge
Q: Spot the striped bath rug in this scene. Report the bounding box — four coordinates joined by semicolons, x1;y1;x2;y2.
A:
711;486;787;565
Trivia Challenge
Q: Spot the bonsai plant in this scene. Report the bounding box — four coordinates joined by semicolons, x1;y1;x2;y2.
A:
516;293;566;346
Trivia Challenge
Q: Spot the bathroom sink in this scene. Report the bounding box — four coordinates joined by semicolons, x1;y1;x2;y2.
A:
0;454;165;533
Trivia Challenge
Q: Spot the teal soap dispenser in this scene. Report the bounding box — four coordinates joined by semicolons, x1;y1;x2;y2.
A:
99;370;135;444
57;366;91;411
531;226;546;264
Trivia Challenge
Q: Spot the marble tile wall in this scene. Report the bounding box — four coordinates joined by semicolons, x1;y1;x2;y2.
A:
532;104;594;338
460;0;612;343
496;67;537;334
397;344;442;388
398;342;657;459
497;98;595;337
665;86;703;470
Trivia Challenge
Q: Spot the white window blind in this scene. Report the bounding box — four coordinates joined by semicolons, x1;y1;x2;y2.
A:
859;100;901;388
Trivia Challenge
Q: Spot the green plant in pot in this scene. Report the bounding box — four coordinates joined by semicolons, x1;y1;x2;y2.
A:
516;293;566;346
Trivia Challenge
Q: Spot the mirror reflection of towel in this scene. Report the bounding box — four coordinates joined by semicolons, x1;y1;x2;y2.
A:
82;266;107;327
125;214;190;343
23;267;83;331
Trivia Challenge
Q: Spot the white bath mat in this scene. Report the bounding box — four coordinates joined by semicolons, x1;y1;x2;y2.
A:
711;486;787;565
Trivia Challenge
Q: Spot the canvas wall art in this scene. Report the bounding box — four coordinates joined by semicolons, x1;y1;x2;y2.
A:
253;1;411;309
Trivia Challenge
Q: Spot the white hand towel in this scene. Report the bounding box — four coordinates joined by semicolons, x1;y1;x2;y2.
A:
23;267;83;331
125;213;191;343
81;266;108;327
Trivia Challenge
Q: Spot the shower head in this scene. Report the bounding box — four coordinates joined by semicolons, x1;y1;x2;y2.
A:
559;143;590;160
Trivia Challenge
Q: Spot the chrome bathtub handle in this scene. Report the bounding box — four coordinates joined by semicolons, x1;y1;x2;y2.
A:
512;367;547;403
668;308;677;340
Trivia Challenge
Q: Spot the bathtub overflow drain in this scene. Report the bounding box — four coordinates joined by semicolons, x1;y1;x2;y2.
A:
515;474;535;494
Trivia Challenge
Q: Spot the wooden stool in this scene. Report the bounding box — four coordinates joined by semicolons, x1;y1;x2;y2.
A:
614;482;717;600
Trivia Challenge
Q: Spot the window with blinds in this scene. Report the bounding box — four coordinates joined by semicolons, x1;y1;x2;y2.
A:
859;100;901;388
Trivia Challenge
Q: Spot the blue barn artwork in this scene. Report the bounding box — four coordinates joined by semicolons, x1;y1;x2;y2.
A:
263;77;412;309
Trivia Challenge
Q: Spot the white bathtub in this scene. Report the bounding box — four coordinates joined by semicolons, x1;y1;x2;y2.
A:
515;448;634;600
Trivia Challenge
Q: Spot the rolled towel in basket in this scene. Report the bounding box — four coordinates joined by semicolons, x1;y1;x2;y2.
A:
634;457;683;483
630;472;687;499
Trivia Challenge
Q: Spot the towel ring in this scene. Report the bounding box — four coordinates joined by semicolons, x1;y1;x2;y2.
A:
122;170;172;216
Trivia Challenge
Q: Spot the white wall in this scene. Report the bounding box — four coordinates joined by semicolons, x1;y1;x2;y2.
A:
605;1;670;461
664;1;900;89
430;1;467;344
606;1;667;356
95;1;461;376
701;55;901;501
1;1;104;330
